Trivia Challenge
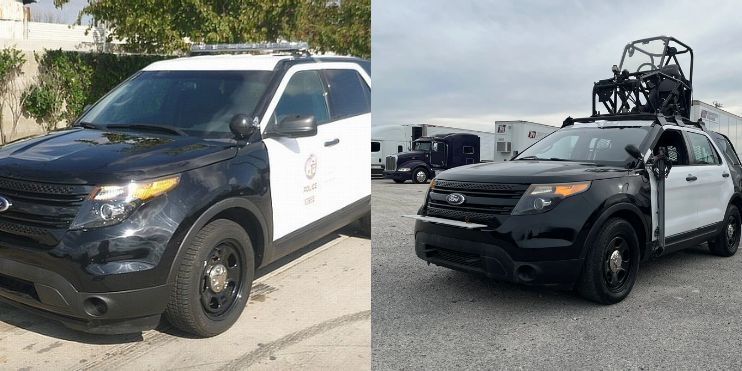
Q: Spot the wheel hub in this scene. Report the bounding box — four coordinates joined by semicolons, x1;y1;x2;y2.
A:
416;171;426;182
608;250;622;273
728;222;735;240
208;264;229;293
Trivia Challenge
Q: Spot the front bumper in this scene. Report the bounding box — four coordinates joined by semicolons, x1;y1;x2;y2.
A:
414;216;586;289
384;170;411;181
0;256;168;334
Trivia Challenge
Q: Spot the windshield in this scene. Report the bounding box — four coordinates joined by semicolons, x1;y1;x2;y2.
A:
620;38;668;73
80;70;273;138
514;126;651;166
413;141;431;151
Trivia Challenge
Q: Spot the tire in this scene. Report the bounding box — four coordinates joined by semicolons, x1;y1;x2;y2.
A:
708;204;741;257
411;167;429;184
166;219;255;337
393;179;405;184
577;218;640;304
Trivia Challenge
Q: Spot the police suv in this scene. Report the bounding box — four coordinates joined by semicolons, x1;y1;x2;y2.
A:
0;43;371;336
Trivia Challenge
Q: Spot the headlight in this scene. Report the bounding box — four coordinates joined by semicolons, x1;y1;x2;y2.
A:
511;181;590;215
398;167;411;172
70;176;180;230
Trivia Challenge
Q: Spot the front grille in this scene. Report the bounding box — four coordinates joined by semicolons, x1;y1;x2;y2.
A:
0;177;93;246
426;180;528;224
385;155;397;171
426;247;483;270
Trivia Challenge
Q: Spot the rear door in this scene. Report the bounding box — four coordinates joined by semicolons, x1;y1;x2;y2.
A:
321;65;372;212
683;129;733;229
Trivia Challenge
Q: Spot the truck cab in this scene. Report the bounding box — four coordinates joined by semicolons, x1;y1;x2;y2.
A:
384;133;479;184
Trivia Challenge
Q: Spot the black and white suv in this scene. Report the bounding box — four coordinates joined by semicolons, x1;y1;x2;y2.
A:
0;45;371;336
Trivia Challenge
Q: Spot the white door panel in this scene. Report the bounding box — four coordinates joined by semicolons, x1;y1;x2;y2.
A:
664;169;698;237
330;113;371;207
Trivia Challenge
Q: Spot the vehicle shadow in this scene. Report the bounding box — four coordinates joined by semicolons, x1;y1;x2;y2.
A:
410;243;723;311
0;224;368;343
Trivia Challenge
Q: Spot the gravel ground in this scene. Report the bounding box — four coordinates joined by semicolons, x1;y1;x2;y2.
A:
372;180;742;370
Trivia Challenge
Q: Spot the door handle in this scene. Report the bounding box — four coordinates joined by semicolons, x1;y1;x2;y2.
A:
723;173;731;178
686;175;698;182
324;138;340;147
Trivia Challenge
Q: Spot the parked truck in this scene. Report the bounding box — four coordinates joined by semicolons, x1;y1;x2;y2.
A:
379;121;556;182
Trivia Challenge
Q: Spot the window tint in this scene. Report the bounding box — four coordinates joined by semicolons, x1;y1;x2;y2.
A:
714;135;741;166
274;70;330;125
654;129;689;166
371;141;381;152
686;132;720;165
397;145;403;153
324;69;370;120
463;146;474;154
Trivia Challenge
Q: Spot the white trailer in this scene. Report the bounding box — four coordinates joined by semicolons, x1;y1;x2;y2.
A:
372;125;414;178
491;121;557;161
690;100;742;150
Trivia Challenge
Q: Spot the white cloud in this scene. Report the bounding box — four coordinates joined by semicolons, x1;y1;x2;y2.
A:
372;0;742;129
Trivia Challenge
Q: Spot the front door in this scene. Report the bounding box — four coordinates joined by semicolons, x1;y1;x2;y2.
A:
262;67;330;241
655;128;698;237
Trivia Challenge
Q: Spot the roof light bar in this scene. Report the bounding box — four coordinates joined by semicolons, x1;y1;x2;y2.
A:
190;42;309;54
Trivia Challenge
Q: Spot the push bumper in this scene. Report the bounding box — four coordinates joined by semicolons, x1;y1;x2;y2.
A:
414;220;584;289
384;170;411;181
0;257;169;334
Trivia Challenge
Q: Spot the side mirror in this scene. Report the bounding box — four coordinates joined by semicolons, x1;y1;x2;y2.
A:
625;144;643;161
229;114;257;139
277;115;317;138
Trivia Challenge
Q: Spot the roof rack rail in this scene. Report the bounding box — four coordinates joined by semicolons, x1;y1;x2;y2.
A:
190;42;310;56
562;113;709;132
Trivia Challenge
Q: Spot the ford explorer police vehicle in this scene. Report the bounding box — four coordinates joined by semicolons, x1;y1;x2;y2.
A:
408;36;742;304
0;43;371;336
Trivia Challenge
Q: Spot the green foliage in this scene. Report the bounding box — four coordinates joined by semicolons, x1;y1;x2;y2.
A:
0;47;25;85
54;0;370;58
22;50;169;128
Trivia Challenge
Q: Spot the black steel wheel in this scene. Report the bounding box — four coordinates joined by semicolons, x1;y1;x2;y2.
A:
166;219;255;337
709;204;741;257
577;218;640;304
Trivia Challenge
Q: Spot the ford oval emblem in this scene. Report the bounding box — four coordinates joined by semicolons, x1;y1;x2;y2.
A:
446;193;465;205
0;196;12;212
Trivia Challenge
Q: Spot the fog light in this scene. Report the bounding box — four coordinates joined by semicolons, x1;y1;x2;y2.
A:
533;198;552;210
83;297;108;316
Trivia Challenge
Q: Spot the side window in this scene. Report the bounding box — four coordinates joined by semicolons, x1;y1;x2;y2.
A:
463;146;474;154
718;137;741;166
273;70;330;125
654;129;689;166
397;145;403;153
686;132;720;165
371;141;381;152
324;69;370;120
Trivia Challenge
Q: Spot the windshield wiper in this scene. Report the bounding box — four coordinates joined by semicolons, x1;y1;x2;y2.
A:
516;156;571;161
75;121;103;130
106;124;188;136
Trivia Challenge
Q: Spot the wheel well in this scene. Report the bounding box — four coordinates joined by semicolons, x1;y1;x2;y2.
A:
209;208;265;268
730;195;742;213
610;209;648;259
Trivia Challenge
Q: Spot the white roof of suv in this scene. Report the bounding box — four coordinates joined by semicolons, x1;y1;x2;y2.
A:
143;54;295;72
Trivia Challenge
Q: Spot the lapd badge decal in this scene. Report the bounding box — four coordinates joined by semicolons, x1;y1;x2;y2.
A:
305;154;318;179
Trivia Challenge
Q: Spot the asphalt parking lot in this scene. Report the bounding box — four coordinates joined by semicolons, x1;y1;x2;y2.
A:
0;226;370;371
372;180;742;370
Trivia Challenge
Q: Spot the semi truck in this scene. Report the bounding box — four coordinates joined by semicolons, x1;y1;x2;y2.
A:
377;121;556;182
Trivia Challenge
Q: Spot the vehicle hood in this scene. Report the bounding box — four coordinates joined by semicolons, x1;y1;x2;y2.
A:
0;128;237;184
437;160;630;183
395;150;428;162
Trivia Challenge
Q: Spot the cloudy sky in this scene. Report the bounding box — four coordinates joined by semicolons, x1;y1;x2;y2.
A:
372;0;742;130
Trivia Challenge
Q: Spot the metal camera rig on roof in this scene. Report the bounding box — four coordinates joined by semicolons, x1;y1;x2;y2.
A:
592;36;694;119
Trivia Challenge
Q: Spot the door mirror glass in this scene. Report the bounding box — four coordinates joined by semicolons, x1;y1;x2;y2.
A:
277;115;317;138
